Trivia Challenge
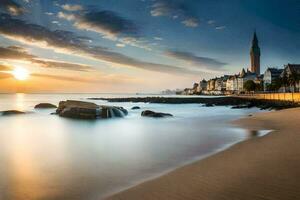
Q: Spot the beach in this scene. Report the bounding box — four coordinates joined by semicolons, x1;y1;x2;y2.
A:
106;107;300;200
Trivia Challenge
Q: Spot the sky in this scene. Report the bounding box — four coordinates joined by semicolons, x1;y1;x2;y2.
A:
0;0;299;93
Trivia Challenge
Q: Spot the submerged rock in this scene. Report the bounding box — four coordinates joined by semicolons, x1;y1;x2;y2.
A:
203;103;214;107
56;100;128;119
1;110;26;116
231;102;254;109
131;106;141;110
141;110;173;118
35;103;57;109
231;105;250;109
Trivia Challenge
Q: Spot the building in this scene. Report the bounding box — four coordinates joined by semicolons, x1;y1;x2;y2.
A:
192;82;199;94
207;78;216;91
282;64;300;76
182;88;194;95
198;79;208;92
226;75;237;92
221;76;229;91
182;30;269;95
250;31;261;75
263;68;283;91
237;68;257;92
280;64;300;92
214;78;222;91
232;75;239;91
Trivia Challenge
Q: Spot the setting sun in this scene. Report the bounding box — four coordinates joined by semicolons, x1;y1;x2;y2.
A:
12;67;30;81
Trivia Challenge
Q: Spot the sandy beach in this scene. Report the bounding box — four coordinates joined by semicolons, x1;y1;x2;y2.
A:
106;108;300;200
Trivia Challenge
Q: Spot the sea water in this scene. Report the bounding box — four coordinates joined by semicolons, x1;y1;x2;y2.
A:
0;93;265;200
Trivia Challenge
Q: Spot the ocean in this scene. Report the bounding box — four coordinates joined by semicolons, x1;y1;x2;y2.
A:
0;93;266;200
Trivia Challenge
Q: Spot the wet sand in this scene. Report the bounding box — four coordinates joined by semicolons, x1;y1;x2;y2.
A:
106;108;300;200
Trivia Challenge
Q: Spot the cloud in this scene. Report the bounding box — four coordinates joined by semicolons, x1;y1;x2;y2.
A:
150;0;199;28
73;10;138;37
57;12;75;20
0;0;24;15
0;45;34;60
45;12;54;16
31;73;140;84
31;73;93;83
0;64;13;79
182;18;198;27
0;45;93;72
116;43;125;48
207;20;215;25
0;14;199;75
0;64;12;71
154;37;163;40
57;10;152;50
151;1;175;17
61;4;83;12
32;59;93;72
165;50;227;71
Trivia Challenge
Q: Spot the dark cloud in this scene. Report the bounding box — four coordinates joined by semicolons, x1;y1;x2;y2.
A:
0;0;24;15
165;50;227;70
0;46;34;60
31;59;93;72
58;10;149;49
0;45;92;72
150;0;199;27
0;14;201;75
75;10;139;36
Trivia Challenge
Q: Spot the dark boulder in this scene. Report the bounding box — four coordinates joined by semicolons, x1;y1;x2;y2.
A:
1;110;26;116
131;106;141;110
141;110;173;118
56;100;128;119
34;103;57;109
203;103;214;107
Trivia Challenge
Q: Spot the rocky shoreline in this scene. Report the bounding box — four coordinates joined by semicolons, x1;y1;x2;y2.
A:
88;96;300;110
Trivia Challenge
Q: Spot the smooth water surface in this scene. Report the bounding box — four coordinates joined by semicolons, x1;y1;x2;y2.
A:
0;94;264;200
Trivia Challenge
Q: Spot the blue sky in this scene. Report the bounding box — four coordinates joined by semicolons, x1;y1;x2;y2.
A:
0;0;299;92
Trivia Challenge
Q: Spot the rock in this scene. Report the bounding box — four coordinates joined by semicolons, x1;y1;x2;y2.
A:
1;110;26;116
131;106;141;110
203;103;214;107
141;110;173;118
231;102;255;109
231;105;250;109
34;103;57;109
56;100;128;119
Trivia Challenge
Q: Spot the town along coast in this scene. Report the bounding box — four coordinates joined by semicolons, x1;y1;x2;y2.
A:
88;96;299;110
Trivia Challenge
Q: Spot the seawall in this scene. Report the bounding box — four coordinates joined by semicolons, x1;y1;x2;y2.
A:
237;93;300;103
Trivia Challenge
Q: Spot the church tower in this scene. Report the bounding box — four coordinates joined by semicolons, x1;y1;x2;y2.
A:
250;31;260;75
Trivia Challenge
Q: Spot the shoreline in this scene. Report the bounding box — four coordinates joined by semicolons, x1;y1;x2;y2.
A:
105;108;300;200
89;96;299;110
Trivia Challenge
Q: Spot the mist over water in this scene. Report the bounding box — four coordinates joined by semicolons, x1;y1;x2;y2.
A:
0;94;264;200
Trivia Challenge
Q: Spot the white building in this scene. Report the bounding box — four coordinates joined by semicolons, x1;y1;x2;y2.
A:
237;68;257;92
263;68;283;91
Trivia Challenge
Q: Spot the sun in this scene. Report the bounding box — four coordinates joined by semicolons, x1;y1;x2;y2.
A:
12;67;30;81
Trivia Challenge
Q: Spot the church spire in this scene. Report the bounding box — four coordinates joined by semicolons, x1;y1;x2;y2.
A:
252;31;259;48
250;31;261;75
